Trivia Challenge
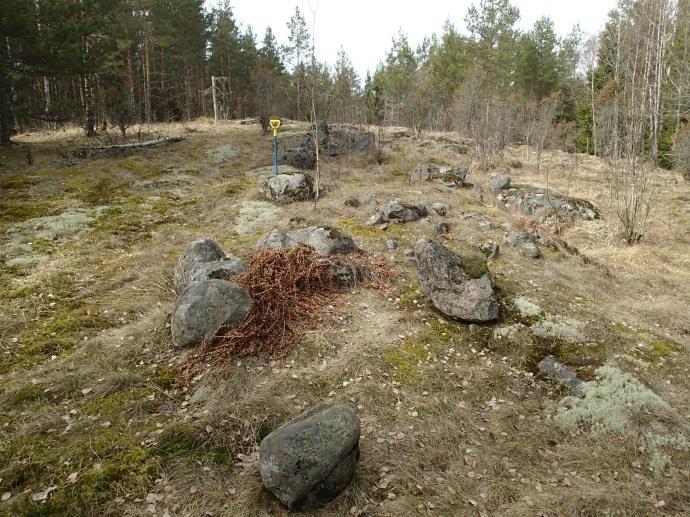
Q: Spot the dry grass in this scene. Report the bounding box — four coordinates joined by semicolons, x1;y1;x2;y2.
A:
0;121;688;516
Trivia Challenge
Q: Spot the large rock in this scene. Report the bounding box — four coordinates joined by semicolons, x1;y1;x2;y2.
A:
499;185;600;222
261;172;315;204
259;403;360;510
490;174;511;192
415;239;499;322
256;226;357;256
280;123;375;168
174;239;226;290
411;163;468;186
171;279;251;348
381;200;427;223
281;134;317;169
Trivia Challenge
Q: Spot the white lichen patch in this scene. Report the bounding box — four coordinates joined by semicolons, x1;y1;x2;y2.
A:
556;364;689;472
234;201;282;235
513;297;543;318
532;315;587;343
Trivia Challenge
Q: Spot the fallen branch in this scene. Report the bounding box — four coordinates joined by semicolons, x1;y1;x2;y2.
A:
73;136;184;158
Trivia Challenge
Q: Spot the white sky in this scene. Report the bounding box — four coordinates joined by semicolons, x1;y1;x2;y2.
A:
207;0;618;78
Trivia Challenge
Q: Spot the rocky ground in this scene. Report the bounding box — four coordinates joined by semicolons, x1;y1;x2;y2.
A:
0;119;688;516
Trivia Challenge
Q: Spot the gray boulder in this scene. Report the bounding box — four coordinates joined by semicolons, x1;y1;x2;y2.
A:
490;174;511;192
288;226;357;255
504;232;542;259
280;135;317;169
382;200;427;223
259;403;360;510
365;212;385;226
188;256;246;284
261;172;315;204
499;186;601;222
171;279;251;348
256;229;293;250
411;163;468;187
257;226;357;256
415;239;499;322
430;202;450;216
174;239;226;291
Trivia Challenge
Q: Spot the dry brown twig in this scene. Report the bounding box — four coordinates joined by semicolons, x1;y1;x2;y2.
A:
179;245;392;381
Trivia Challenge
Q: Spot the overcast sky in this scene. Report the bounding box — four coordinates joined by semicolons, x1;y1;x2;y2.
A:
207;0;618;77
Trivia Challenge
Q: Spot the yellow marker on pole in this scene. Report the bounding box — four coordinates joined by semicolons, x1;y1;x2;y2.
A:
270;119;281;176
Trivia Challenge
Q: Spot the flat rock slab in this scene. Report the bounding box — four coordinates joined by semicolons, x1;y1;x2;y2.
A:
6;207;107;243
171;279;251;348
259;403;360;510
234;201;282;235
538;355;586;396
415;239;499;322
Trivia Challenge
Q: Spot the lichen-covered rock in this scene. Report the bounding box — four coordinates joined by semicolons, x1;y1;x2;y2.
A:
381;200;427;223
411;163;468;186
280;134;317;169
171;279;251;348
188;257;246;284
174;239;226;290
415;239;499;322
259;403;360;510
504;232;542;259
490;174;511;192
430;202;450;216
288;226;357;255
261;172;315;204
256;226;357;256
499;185;600;222
256;229;293;250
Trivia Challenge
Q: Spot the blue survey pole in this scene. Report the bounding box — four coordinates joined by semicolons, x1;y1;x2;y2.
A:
270;119;281;176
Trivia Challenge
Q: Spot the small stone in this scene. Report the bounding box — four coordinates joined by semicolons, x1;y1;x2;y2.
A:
538;355;586;396
385;238;398;250
2;492;11;502
430;203;449;216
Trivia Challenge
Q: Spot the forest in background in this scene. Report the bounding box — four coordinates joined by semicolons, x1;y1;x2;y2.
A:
2;0;690;179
